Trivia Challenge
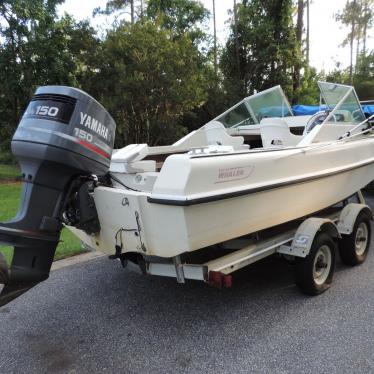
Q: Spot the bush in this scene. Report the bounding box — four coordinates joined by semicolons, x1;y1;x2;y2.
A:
0;151;17;164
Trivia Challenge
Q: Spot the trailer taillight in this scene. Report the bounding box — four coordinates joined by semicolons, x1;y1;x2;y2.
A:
208;271;233;288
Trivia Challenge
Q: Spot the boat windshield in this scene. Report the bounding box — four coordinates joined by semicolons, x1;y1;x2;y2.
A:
318;81;366;125
212;86;293;128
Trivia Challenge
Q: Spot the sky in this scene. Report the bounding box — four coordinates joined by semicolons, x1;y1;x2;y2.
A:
58;0;374;72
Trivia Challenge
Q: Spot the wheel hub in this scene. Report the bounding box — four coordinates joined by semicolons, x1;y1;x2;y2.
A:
316;256;328;269
313;245;332;285
355;222;368;256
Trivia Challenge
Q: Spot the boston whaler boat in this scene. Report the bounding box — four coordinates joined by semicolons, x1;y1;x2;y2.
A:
0;82;373;306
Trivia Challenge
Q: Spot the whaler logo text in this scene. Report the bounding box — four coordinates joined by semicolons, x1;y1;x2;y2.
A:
215;166;253;183
80;112;108;140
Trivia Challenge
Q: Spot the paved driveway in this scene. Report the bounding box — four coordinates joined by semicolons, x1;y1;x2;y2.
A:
0;192;374;374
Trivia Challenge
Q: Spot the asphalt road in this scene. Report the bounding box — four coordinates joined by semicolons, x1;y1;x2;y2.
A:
1;192;374;374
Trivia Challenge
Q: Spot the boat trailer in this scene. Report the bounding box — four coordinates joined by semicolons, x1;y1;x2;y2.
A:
117;191;372;295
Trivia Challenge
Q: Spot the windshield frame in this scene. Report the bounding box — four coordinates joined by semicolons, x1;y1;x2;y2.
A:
318;81;366;125
210;85;293;129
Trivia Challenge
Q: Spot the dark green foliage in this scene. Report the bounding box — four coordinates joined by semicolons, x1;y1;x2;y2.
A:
146;0;209;39
0;0;372;155
0;0;98;152
324;52;374;100
87;20;207;147
220;0;301;105
0;0;212;150
297;67;323;106
354;52;374;100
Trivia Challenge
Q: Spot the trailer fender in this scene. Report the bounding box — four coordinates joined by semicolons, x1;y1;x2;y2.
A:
279;218;340;258
337;203;373;236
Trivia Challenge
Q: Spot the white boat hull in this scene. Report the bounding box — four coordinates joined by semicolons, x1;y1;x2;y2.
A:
73;136;374;258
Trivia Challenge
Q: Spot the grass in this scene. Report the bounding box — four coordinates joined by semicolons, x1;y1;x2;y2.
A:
0;182;85;265
0;164;21;181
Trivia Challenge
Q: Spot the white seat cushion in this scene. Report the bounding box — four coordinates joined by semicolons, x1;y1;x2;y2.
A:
260;118;302;148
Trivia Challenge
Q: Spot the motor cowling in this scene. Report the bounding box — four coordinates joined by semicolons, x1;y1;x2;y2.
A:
0;86;116;306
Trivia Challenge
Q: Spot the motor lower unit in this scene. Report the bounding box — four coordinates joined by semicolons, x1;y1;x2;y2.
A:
0;86;116;306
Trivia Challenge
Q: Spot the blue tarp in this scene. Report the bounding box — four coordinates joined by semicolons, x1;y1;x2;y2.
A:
292;104;374;117
292;105;327;116
362;105;374;116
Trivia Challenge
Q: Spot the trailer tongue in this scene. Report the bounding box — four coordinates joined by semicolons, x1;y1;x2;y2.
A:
0;86;116;306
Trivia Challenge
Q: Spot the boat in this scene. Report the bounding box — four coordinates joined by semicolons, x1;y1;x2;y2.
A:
72;81;374;258
0;81;373;305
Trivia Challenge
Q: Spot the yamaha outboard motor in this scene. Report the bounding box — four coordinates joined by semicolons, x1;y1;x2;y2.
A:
0;86;116;306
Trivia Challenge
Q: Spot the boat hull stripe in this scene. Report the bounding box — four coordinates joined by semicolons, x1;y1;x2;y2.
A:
147;158;374;206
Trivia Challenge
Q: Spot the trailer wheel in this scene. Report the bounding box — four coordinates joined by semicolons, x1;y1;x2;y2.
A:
339;212;371;266
294;233;336;295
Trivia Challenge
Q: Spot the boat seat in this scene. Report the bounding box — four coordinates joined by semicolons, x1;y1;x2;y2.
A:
260;118;303;148
110;144;156;173
202;121;249;150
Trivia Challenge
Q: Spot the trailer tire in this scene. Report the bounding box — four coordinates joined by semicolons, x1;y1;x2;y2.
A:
294;233;336;295
339;212;371;266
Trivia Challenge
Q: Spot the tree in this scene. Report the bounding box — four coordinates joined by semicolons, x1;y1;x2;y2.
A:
87;20;207;147
221;0;301;104
212;0;217;79
324;51;374;100
93;0;141;24
306;0;310;64
233;0;241;82
146;0;209;41
90;0;214;140
353;52;374;100
295;0;304;46
336;0;373;84
361;1;374;56
0;1;99;152
293;0;305;102
0;0;65;150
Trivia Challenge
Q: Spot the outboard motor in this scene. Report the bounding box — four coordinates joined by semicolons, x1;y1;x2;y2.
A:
0;86;116;306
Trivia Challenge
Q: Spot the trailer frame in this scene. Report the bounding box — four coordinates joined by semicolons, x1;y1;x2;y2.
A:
117;192;372;293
